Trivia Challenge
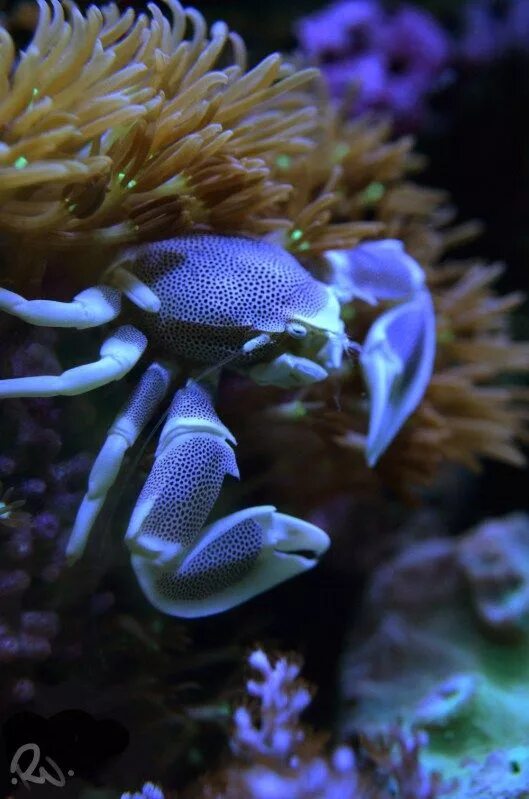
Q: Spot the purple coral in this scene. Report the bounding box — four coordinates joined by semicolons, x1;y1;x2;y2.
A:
121;783;165;799
460;0;529;65
226;649;364;798
295;1;451;131
0;325;92;708
232;649;312;760
195;649;444;799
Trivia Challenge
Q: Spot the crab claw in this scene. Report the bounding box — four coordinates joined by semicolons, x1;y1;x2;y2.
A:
125;379;330;617
325;239;425;305
131;506;330;618
123;431;239;565
360;288;436;466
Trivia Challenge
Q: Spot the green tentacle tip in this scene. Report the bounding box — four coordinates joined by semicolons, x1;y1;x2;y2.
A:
361;181;385;205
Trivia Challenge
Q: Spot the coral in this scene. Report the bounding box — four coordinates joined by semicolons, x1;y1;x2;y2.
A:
460;0;529;66
339;512;529;792
0;323;92;709
295;0;451;132
122;782;165;799
230;649;312;762
184;649;445;799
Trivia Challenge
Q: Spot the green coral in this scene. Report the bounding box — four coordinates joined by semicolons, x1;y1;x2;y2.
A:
340;513;529;793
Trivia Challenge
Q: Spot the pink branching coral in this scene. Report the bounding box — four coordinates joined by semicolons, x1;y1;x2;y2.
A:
186;649;445;799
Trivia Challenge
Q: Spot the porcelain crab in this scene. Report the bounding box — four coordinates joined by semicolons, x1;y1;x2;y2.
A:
0;234;435;616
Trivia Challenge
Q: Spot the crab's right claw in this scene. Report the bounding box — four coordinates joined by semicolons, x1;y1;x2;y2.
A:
131;506;329;618
361;288;436;466
325;239;425;305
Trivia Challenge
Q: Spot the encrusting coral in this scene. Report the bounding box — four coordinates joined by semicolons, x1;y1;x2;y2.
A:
0;325;92;709
339;512;529;797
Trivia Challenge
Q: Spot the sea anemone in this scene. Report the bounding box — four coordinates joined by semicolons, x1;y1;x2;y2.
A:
0;0;319;279
223;103;529;503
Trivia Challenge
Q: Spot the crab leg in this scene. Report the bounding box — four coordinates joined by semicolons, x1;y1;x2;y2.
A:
66;361;174;562
0;285;122;328
0;325;147;397
105;264;161;313
131;506;329;618
324;240;436;465
125;379;329;617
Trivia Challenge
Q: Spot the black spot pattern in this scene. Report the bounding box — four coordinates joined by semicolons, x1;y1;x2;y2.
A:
131;234;329;364
166;381;220;427
118;363;171;430
137;435;238;549
154;517;263;601
97;285;121;314
115;324;147;345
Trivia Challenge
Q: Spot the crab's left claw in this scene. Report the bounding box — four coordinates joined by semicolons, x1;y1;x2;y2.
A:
126;379;330;617
360;288;436;466
131;506;329;618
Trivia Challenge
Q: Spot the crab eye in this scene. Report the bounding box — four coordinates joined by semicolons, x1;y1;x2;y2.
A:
286;322;308;339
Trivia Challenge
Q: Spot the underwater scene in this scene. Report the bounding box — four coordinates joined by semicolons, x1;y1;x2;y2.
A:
0;0;528;796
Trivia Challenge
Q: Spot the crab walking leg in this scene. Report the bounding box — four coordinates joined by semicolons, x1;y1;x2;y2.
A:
0;325;147;398
0;285;122;328
66;361;174;563
105;264;161;313
124;379;330;617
